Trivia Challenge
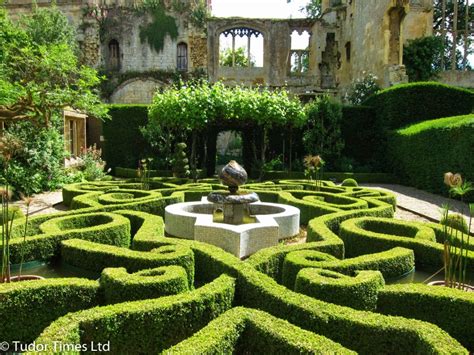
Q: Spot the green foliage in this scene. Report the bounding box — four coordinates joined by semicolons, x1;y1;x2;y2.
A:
103;105;149;170
303;95;344;162
100;266;189;304
340;105;378;167
189;0;210;29
440;213;469;233
295;269;384;310
139;3;178;53
378;283;474;350
219;47;254;67
0;121;77;195
21;6;77;49
166;307;356;354
282;247;415;289
346;73;380;105
403;36;444;82
364;82;474;130
0;8;107;126
62;240;195;285
73;145;108;181
35;275;235;354
8;211;131;263
341;178;358;187
339;216;474;270
0;206;23;225
172;142;190;178
0;278;99;343
299;0;322;18
389;114;474;197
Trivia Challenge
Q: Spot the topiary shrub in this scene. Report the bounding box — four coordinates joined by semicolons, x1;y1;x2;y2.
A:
364;82;474;130
388;114;474;196
341;178;358;187
172;142;190;178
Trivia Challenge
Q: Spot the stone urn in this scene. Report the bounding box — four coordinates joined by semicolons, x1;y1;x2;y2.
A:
219;160;247;194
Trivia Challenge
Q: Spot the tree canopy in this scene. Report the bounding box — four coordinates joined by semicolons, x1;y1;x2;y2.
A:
148;81;305;131
0;7;107;127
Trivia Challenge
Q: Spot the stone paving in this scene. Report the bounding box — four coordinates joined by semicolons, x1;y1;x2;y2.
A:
361;183;473;232
11;190;65;216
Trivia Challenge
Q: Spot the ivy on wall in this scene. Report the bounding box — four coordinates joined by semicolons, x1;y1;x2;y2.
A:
138;1;179;53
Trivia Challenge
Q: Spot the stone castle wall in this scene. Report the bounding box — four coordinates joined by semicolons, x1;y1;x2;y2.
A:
5;0;436;103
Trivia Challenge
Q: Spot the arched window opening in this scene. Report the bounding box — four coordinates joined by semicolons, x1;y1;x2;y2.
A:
290;30;311;74
219;27;263;68
177;42;188;71
388;7;405;65
108;39;120;70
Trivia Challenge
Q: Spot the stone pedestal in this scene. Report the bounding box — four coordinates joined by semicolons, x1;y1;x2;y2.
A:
223;203;246;225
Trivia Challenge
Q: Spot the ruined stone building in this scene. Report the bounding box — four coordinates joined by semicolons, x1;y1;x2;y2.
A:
5;0;443;105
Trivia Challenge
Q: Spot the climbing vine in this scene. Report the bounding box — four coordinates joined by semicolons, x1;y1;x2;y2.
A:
138;1;179;53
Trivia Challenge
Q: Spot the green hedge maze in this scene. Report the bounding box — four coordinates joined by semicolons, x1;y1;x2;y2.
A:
1;178;473;354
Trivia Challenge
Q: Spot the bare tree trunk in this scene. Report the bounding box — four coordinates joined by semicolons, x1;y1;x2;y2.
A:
452;0;459;70
463;0;470;70
441;0;447;69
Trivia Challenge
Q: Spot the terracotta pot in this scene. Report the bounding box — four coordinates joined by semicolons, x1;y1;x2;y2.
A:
428;280;474;292
10;275;45;282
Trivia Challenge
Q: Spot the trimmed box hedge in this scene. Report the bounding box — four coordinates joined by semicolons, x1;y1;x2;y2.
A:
339;216;474;270
388;114;474;197
165;307;356;354
377;283;474;351
100;266;189;304
9;212;131;263
0;278;100;343
295;269;384;311
32;275;235;354
282;247;415;289
61;239;195;285
364;82;474;130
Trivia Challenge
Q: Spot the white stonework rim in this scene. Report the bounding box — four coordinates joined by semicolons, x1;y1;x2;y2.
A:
165;197;300;258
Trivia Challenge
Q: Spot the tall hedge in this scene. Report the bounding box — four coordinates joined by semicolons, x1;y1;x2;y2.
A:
388;114;474;196
341;105;377;164
103;105;149;170
364;82;474;130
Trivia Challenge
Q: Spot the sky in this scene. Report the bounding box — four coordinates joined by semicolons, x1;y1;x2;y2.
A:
211;0;309;19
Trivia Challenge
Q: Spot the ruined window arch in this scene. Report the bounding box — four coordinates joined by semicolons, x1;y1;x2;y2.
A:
345;41;351;62
177;42;188;71
290;30;311;74
388;7;406;65
108;39;120;70
219;27;264;68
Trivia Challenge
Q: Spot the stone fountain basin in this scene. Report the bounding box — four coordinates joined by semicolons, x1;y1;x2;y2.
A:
165;197;300;258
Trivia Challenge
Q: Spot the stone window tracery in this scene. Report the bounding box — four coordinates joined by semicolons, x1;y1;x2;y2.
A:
219;27;264;68
290;29;311;74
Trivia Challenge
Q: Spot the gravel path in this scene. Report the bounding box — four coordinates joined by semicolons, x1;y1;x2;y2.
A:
361;183;473;232
11;190;66;216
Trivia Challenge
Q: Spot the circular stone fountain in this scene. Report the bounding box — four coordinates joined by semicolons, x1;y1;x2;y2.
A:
165;161;300;258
